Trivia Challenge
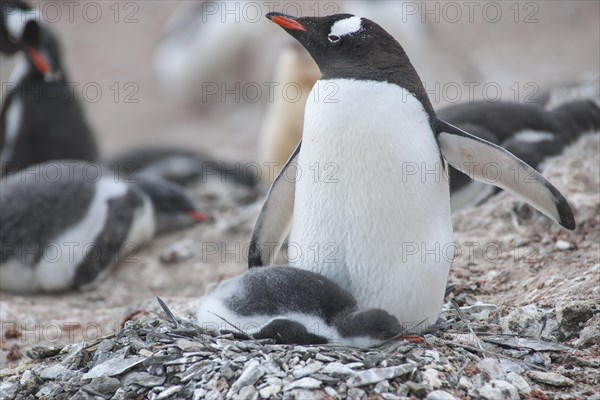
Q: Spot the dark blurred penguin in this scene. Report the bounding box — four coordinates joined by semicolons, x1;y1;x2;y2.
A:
108;147;258;188
0;19;98;176
443;100;600;211
0;161;210;293
197;266;402;347
0;0;35;54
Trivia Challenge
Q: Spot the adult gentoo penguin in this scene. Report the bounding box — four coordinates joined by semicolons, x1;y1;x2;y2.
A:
0;0;35;54
197;266;402;347
249;13;575;329
0;19;98;175
0;161;210;293
443;99;600;211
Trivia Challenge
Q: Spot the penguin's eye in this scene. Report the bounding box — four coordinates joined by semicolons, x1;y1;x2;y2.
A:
328;35;341;43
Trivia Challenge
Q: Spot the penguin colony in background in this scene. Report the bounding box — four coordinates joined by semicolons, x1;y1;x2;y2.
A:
1;4;594;347
257;46;600;204
445;100;600;210
0;3;215;293
0;161;210;292
0;14;98;175
247;12;576;333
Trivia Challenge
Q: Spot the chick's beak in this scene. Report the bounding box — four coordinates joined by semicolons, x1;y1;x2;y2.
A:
266;12;307;31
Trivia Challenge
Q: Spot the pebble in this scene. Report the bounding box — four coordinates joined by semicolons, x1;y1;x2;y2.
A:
555;240;572;251
527;371;575;387
284;377;322;391
292;361;323;378
478;358;504;380
89;376;120;394
321;362;356;378
422;368;443;389
258;384;281;398
234;385;258;400
427;390;459;400
230;359;265;394
82;357;145;380
406;381;427;397
1;311;594;399
347;364;414;387
155;385;182;399
40;365;77;381
122;372;166;388
506;372;531;394
478;380;519;400
160;238;196;265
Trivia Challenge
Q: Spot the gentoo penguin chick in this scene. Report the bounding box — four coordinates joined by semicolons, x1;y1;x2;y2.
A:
0;161;210;293
108;147;258;188
258;43;320;185
442;100;600;211
0;19;98;176
197;266;402;347
250;13;575;329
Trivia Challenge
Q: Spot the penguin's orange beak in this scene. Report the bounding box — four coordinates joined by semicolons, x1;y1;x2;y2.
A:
187;211;212;223
26;47;51;75
266;13;306;31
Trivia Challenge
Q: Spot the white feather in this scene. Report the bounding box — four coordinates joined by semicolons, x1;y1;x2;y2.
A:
512;130;555;143
34;178;129;292
330;16;363;37
289;79;453;328
0;94;23;165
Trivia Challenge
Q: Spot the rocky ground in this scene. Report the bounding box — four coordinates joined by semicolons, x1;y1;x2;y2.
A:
1;1;599;399
1;133;598;399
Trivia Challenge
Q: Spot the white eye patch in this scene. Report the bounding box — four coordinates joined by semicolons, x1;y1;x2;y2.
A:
329;16;363;38
6;9;40;37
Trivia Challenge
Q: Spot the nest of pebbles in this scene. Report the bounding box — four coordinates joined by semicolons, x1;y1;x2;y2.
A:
1;293;598;400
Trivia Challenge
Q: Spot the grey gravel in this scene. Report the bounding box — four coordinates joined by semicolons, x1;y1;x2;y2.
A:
427;390;459;400
82;357;145;379
346;364;415;387
527;371;575;387
1;295;595;400
479;379;520;400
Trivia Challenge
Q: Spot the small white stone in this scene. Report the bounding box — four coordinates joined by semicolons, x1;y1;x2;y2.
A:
479;380;519;400
284;377;322;391
527;371;574;387
422;368;443;389
506;372;532;394
555;240;572;251
427;390;459;400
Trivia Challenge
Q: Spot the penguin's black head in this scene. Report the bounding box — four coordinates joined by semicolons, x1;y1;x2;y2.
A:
20;20;64;81
265;12;431;112
339;308;403;344
135;177;212;234
0;0;32;54
266;13;405;75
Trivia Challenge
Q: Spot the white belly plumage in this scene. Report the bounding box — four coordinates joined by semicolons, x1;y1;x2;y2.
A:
289;79;454;328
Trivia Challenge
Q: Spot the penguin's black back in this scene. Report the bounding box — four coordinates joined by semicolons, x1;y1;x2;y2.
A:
0;162;96;264
224;267;358;325
437;101;563;143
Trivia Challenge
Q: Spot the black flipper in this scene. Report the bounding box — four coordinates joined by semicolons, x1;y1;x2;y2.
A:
248;141;301;267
